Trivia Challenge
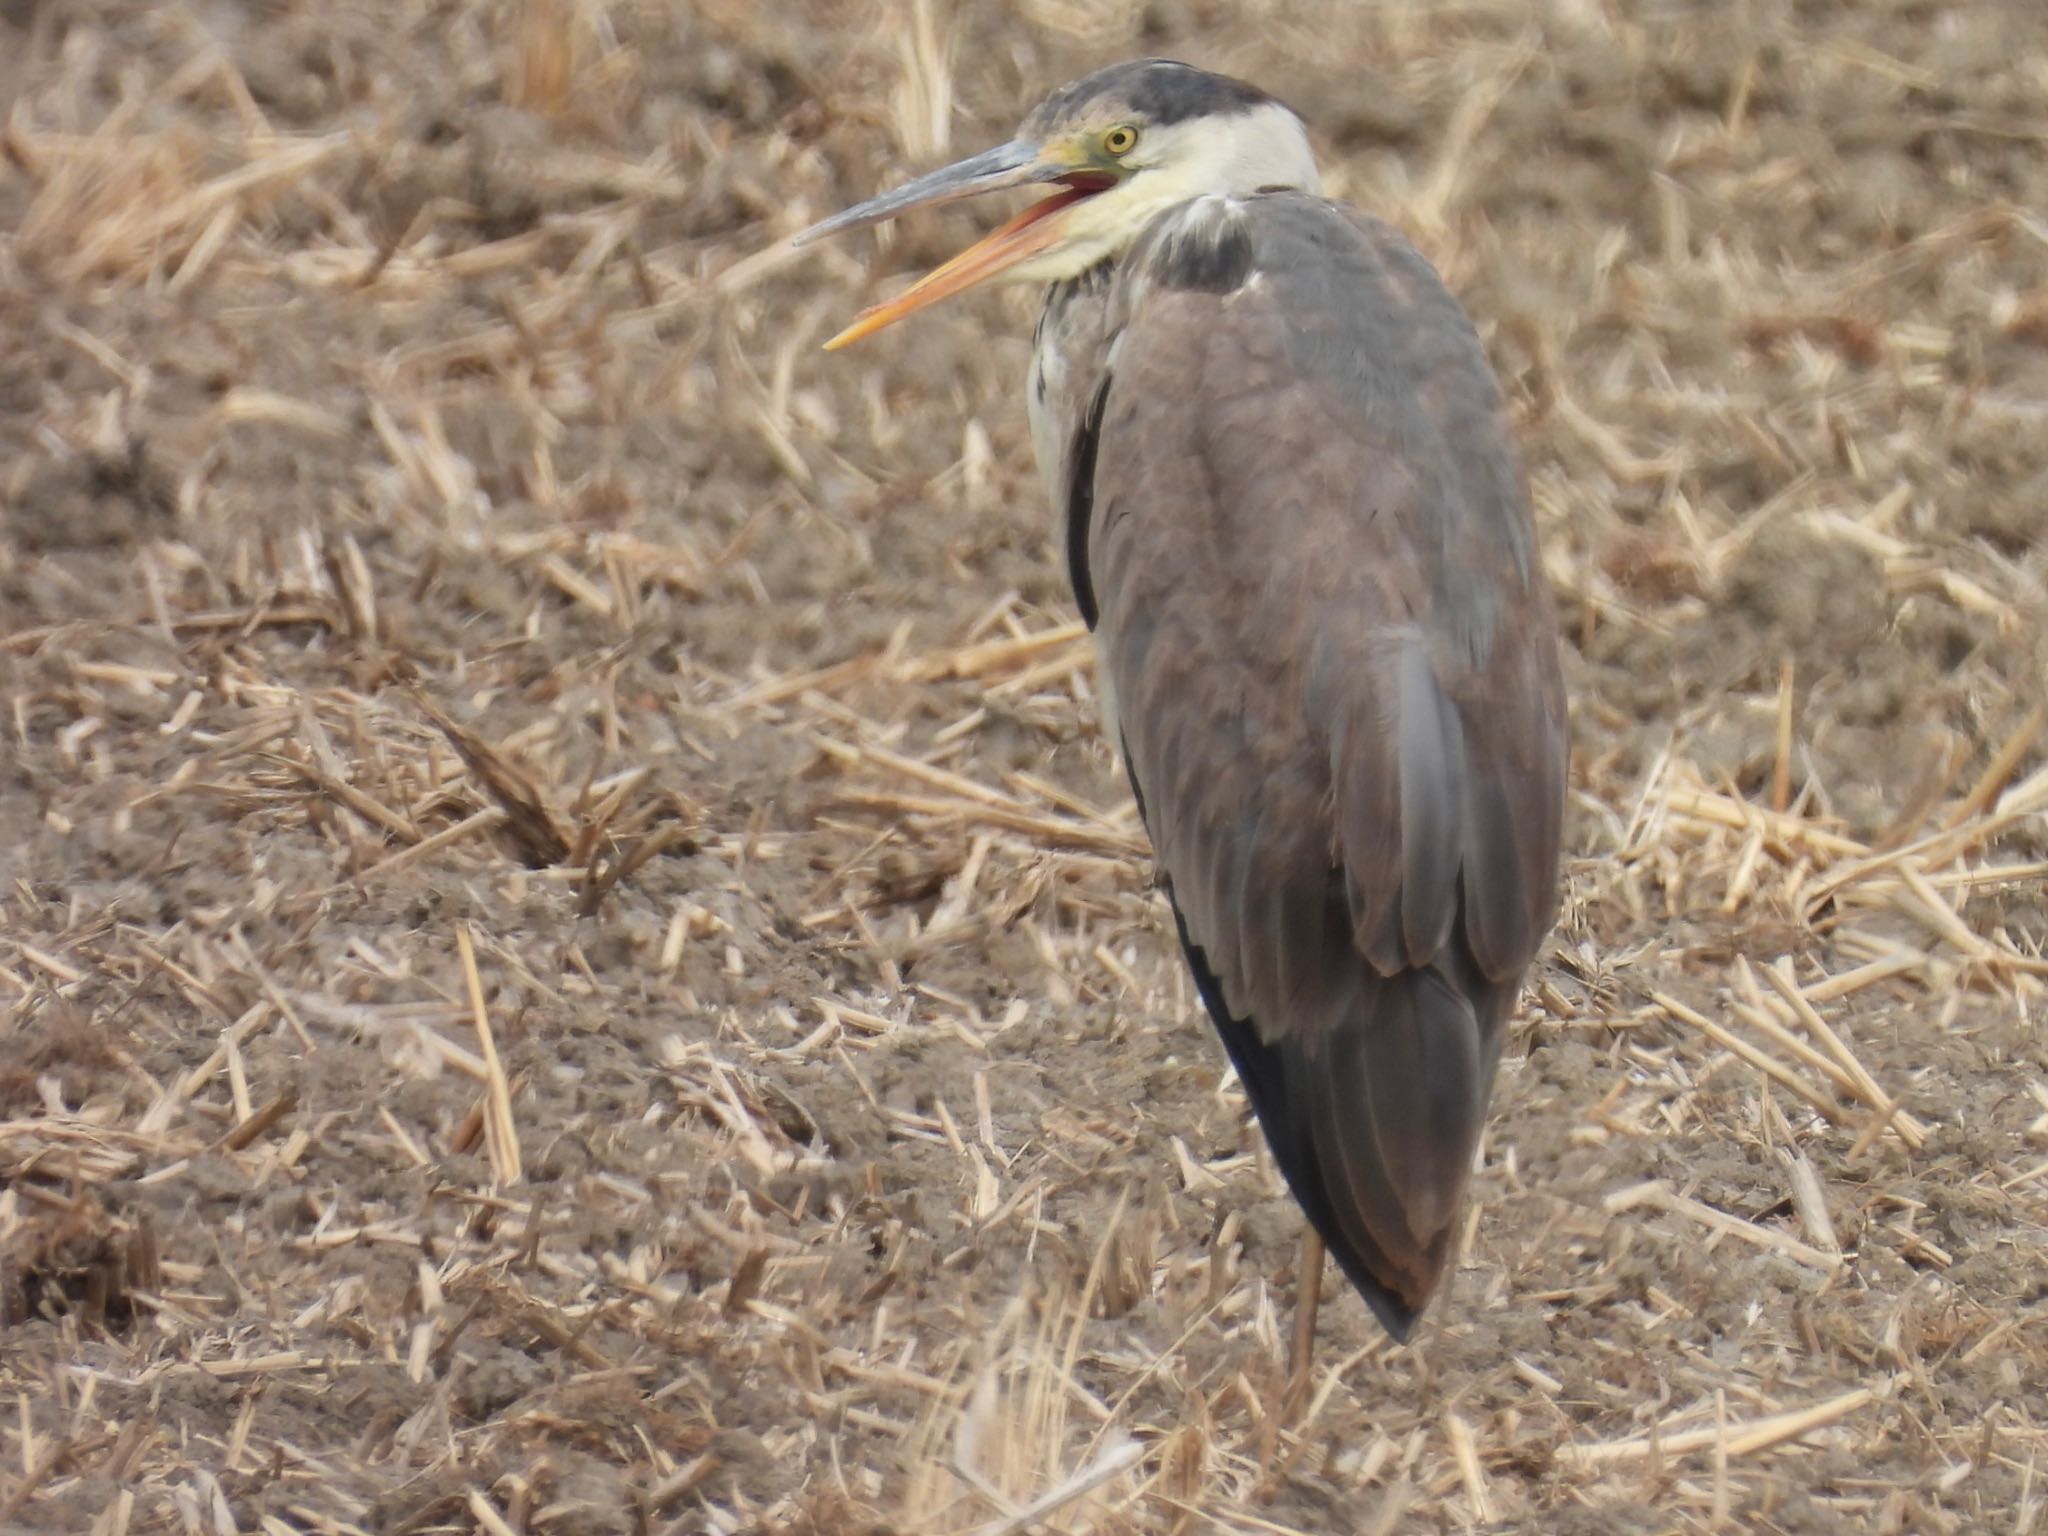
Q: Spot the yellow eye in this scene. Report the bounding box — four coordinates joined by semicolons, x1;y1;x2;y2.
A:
1102;124;1139;156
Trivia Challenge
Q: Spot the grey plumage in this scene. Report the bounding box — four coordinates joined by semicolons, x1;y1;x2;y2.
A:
802;57;1567;1343
1037;189;1565;1337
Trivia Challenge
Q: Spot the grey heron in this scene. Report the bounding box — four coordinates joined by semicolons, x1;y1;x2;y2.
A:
797;58;1567;1346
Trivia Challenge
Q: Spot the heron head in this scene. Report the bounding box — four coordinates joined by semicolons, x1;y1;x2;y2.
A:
796;59;1320;348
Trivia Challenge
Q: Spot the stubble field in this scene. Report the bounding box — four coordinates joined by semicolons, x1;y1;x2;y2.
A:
4;1;2048;1531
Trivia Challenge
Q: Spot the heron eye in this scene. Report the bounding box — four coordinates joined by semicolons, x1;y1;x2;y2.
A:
1101;124;1139;156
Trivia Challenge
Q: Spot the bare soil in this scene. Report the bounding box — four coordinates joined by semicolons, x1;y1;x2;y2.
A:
4;1;2048;1532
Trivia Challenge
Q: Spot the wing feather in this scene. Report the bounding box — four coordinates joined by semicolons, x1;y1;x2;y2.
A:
1393;634;1467;964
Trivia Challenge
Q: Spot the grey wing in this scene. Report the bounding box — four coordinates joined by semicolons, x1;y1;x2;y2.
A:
1077;194;1566;1336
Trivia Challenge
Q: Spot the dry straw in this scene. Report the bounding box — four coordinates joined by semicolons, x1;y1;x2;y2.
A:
2;0;2045;1531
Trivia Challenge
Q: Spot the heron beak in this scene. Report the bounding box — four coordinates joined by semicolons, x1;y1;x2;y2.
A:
792;139;1105;349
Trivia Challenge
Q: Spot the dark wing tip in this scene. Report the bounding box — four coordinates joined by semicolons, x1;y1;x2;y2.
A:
1170;901;1462;1345
1344;1262;1422;1343
1303;1176;1428;1341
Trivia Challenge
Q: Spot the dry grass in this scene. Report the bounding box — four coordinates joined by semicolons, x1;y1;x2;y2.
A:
3;0;2048;1532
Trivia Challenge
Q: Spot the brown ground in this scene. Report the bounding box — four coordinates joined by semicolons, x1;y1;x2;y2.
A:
4;1;2048;1532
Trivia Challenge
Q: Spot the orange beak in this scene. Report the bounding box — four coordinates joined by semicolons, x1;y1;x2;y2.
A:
792;138;1110;349
822;186;1097;349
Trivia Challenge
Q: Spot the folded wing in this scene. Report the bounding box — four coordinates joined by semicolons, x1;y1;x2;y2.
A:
1072;193;1567;1337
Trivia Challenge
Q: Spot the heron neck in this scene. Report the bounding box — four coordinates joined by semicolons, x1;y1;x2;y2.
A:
1026;257;1121;509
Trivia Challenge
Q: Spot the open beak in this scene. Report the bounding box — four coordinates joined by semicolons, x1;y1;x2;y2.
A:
793;139;1107;349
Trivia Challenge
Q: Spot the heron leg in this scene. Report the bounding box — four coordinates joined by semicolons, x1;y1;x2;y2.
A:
1286;1226;1323;1418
